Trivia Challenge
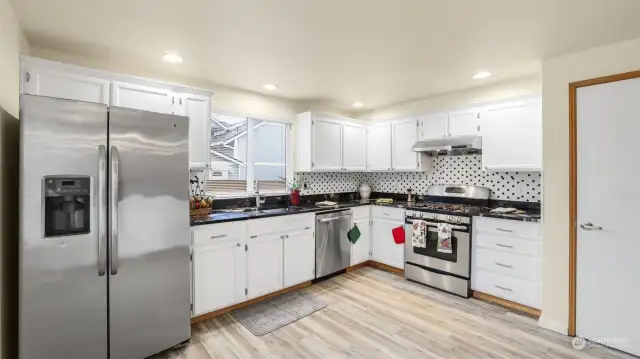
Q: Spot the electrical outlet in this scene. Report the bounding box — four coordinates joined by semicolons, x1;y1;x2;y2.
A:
303;182;309;189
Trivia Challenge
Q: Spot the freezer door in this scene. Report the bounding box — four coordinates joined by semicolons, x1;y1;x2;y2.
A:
108;107;191;359
19;95;108;359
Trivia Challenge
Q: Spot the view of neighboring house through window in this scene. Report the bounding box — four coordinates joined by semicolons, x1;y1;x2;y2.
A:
207;113;289;196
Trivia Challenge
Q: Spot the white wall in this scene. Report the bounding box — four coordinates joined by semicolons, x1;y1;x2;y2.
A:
0;1;28;358
539;35;640;335
358;75;541;120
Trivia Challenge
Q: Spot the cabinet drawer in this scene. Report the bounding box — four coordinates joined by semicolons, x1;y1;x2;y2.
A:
248;213;315;237
371;206;405;221
474;269;541;309
474;217;541;240
351;206;370;219
475;248;540;282
192;221;247;246
475;232;542;257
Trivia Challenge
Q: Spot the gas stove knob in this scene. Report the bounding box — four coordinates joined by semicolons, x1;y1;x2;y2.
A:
447;215;454;222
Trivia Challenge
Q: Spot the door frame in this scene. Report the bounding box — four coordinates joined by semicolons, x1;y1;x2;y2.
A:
568;69;640;336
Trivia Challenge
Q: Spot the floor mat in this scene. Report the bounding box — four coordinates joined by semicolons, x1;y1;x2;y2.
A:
230;290;327;336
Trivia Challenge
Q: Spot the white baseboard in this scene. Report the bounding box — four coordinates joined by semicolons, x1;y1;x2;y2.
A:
538;315;568;335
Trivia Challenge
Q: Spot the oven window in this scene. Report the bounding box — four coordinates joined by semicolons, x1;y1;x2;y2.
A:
413;228;458;262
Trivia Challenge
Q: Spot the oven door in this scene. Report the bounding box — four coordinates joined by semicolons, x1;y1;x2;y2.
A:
404;219;470;278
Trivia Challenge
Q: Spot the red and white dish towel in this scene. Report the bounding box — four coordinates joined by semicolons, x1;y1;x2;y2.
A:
411;220;427;248
437;223;453;254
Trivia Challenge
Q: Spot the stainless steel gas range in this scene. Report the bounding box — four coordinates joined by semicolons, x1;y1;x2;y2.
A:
404;185;491;297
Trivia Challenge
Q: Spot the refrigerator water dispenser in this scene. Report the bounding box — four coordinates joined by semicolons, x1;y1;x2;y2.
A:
43;176;91;237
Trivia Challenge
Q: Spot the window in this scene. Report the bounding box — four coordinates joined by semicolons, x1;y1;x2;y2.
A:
206;113;290;197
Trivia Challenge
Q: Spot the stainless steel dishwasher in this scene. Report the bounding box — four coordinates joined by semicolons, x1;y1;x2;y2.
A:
315;209;353;278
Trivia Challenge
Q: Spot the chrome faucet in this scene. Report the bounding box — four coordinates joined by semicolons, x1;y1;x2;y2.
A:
254;180;262;210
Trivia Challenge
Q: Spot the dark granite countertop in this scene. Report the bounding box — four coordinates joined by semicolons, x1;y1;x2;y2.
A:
190;200;408;226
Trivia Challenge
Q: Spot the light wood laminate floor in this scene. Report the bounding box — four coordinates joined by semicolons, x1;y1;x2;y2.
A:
153;267;635;359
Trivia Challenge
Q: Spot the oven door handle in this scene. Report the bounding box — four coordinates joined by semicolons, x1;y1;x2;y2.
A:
405;219;467;231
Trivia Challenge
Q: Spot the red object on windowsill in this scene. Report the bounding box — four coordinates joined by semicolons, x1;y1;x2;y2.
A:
290;189;300;206
392;226;405;244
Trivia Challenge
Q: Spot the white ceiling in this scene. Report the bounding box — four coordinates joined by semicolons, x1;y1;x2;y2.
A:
10;0;640;112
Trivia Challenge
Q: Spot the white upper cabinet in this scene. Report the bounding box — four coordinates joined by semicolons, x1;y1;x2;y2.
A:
23;67;110;104
480;95;542;171
392;119;420;171
448;108;481;137
312;116;344;170
178;93;211;169
420;113;449;139
342;123;367;170
367;123;392;171
111;82;176;115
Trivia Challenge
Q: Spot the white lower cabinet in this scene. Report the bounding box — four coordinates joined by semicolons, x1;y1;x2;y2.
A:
472;217;542;309
350;216;371;266
283;228;316;287
192;222;247;316
371;217;405;269
247;233;284;299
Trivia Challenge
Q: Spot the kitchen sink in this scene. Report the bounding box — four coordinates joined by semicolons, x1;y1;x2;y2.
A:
218;207;259;213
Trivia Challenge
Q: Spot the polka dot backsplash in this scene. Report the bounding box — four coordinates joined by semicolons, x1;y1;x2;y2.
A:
296;155;542;202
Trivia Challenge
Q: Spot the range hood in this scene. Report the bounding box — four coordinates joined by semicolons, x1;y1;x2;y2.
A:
411;135;482;156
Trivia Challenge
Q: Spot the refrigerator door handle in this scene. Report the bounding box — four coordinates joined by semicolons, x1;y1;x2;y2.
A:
110;146;120;275
98;145;107;276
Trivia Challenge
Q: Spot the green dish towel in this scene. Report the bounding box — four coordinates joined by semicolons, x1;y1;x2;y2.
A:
348;224;361;244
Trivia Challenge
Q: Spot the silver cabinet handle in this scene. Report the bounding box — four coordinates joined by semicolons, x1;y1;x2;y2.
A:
237;243;241;247
495;285;513;292
495;262;513;269
280;234;285;239
285;235;289;238
250;235;257;239
97;145;107;276
110;146;120;275
580;222;603;231
383;213;391;216
210;234;227;239
495;243;514;249
304;227;311;230
496;228;513;233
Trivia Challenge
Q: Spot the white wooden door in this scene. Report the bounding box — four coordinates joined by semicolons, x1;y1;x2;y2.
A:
24;68;110;104
111;82;175;114
179;93;211;169
192;239;245;316
420;113;449;139
371;219;404;269
392;119;419;170
350;217;371;266
448;108;480;136
367;123;392;171
342;123;367;170
576;78;640;356
481;96;542;171
283;228;316;287
312;117;343;170
247;234;284;299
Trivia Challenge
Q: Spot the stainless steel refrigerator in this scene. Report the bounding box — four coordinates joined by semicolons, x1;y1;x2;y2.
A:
19;95;191;359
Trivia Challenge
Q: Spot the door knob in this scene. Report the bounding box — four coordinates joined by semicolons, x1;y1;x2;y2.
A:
580;222;603;231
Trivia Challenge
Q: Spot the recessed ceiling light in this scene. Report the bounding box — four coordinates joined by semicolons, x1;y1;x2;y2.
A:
473;71;491;79
352;102;364;108
162;53;183;64
263;84;278;90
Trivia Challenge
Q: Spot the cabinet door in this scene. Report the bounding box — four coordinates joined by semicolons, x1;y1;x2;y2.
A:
481;96;542;171
283;228;316;287
247;234;284;299
367;123;392;170
111;82;175;114
392;119;419;170
342;123;367;170
24;68;110;104
350;218;371;266
420;113;449;139
371;219;404;269
192;238;245;316
448;108;480;137
312;117;343;170
179;93;211;169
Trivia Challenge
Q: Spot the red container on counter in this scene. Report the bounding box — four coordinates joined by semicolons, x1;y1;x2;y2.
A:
290;189;300;206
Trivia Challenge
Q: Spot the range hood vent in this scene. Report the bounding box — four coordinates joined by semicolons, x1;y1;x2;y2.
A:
411;135;482;156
